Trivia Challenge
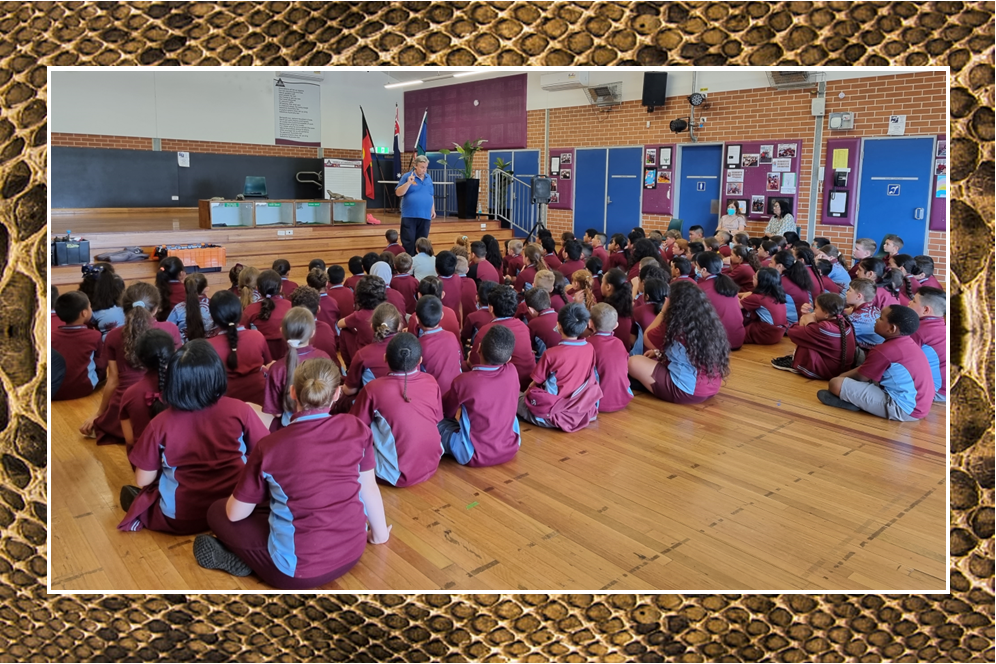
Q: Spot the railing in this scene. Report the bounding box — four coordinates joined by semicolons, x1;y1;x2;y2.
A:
489;169;543;240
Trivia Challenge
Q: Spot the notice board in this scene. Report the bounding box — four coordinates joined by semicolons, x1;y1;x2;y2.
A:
720;139;803;221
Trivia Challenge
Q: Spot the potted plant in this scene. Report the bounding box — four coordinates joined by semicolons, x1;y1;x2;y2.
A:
440;138;487;219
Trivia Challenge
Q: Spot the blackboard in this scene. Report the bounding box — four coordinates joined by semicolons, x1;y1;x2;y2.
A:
177;152;322;204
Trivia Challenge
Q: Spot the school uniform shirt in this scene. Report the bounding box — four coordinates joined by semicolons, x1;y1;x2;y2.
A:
662;243;676;262
613;315;635;353
847;302;884;350
407;305;461;340
167;281;186;311
280;278;299;299
858;335;935;419
340;307;376;367
606;251;628;273
313;320;340;367
418;327;463;396
591;246;610;269
91;306;125;340
633;304;662;339
918;275;943;290
461;307;493;346
315;292;341;330
327;284;355;317
380;287;406;317
806;266;835;295
741;293;788;345
438;275;464;323
527;308;562;358
872;285;901;311
459;276;478;320
384;243;405;256
350;370;443;487
558;259;586;281
910;316;946;400
263;345;332;430
52;325;104;400
659;341;722;399
717;244;732;258
503;253;524;279
670;274;699;288
587;332;633;412
728;264;756;292
442;363;522;467
827;260;851;289
344;274;365;292
167;295;216;342
119;371;163;452
697;275;746;350
528;339;596;403
627;263;642;282
390;274;419;315
206;327;272;404
233;411;375;579
474;259;500;284
545;253;563;272
129;396;270;522
513;265;539;293
780;275;812;324
760;257;773;268
344;335;395;391
412;253;437;282
787;318;856;380
470;317;537;390
242;296;293;361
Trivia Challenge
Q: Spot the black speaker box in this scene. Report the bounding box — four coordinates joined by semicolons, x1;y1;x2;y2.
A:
642;72;668;110
531;176;551;204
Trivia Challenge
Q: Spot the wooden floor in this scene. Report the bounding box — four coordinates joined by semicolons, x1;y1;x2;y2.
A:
50;338;947;592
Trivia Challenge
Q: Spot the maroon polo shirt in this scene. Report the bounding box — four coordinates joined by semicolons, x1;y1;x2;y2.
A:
469;317;536;389
206;327;271;403
326;285;355;317
443;363;521;467
242;296;293;361
390;274;419;315
417;327;463;396
52;324;104;400
587;332;633;413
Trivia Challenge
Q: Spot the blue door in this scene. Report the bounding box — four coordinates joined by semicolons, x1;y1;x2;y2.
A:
855;137;934;257
677;144;722;238
574;148;607;237
511;150;539;236
606;147;642;239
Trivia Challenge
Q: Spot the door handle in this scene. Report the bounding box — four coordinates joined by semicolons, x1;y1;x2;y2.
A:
606;197;612;204
914;207;924;220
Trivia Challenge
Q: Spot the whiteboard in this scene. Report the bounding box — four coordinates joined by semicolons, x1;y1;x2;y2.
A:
323;158;362;199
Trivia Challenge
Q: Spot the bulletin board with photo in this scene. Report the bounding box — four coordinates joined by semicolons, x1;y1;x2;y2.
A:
721;139;803;221
930;134;947;231
548;147;574;210
641;143;676;215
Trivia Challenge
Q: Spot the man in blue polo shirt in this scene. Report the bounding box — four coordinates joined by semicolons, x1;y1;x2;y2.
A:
395;155;436;255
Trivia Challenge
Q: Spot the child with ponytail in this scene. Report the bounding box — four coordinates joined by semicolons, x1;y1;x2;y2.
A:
78;262;125;340
794;246;831;296
343;302;405;395
237;266;261;311
772;293;856;379
889;253;921;306
242;269;293;361
570;269;598;310
262;307;330;432
155;256;186;321
605;233;630;272
695;251;745;350
771;250;815;324
207;290;271;405
601;268;635;352
119;329;176;456
740;267;788;345
82;283;182;444
272;258;298;298
168;273;215;342
855;257;902;310
728;246;760;292
513;244;550;292
351;333;444;487
200;358;391;589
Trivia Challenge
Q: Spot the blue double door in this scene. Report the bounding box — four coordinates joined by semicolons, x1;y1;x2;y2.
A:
489;150;539;236
676;144;723;238
573;147;642;239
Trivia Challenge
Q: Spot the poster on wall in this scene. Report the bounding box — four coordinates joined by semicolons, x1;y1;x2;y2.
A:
726;144;741;168
759;145;773;163
725;181;743;196
934;160;946;176
645;148;657;166
780;172;797;194
644;169;657;188
887;114;907;136
751;195;766;213
561;152;572;164
726;169;744;183
935;140;946;158
550;156;560;175
741;154;759;167
776;143;797;158
550;192;560;203
734;200;747;215
559;168;571;180
550;179;558;192
274;78;322;147
766;173;781;191
771;158;791;172
660;147;672;168
657;170;671;184
935;175;946;198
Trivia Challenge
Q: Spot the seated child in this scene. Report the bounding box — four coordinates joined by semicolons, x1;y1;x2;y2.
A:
513;245;550;293
469;241;501;284
455;255;479;320
524;287;561;360
605;233;630;272
155;256;187;315
815;260;841;294
305;268;340;330
52;291;104;400
199;357;390;589
670;256;697;286
407;276;461;338
79;262;124;340
327;264;356;316
845;278;884;353
518;303;602;432
661;230;680;261
889;253;920;306
628;280;728;404
570;269;598;310
337;275;387;367
291;286;340;366
414;296;463;396
462;280;497;347
541;235;562;272
503;239;524;279
772;293;856;379
435;250;464;324
772;250;815;324
587;303;634;413
439;325;522;466
740;267;788;345
848;238;877;278
308;258;326;272
119;339;270;534
728;246;760;292
119;329;175;456
819;305;934;421
384;228;404;255
558;240;587;281
632;277;668;354
714;230;733;257
584;256;604;301
351;333;443;487
242;269;293;361
515;269;561;321
207;291;271;405
344;256;365;291
238;266;261;311
343;303;404;396
272;258;298;298
601;268;635;352
882;234;903;257
758;240;778;267
412;238;438;282
368;260;408;315
167;273;215;342
264;308;331;431
914;255;943;290
909;287;947;402
794;246;834;296
468;284;537;390
695;252;745;350
816;245;852;289
391;253;420;315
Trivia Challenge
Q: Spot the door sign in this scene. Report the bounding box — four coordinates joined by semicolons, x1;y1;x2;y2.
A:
697;181;706;191
887;184;900;196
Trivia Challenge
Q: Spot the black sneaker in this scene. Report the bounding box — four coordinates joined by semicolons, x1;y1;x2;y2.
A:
817;389;862;412
770;355;798;373
193;535;253;577
119;485;141;512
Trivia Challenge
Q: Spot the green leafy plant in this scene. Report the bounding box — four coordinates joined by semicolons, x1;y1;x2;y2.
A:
493;157;512;174
439;138;488;180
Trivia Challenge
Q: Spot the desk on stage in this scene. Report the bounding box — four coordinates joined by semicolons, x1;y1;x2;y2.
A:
198;198;367;229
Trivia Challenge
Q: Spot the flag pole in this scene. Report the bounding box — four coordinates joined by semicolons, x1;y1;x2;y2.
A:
407;109;428;173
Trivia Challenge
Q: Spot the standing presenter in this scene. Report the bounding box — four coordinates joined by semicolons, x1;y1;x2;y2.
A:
395;155;436;255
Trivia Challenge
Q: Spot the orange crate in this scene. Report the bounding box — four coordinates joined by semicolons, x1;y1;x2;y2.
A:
156;244;227;272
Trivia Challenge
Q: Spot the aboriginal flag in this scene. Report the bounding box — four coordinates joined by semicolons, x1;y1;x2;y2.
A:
360;107;375;200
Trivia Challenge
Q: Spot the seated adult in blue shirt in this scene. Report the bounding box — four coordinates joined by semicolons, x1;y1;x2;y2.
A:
395;155;436;255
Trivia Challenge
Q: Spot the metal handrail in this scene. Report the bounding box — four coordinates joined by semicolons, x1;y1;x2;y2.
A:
489;169;538;237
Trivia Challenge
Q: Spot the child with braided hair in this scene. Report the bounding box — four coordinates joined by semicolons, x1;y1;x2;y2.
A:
351;333;443;487
207;291;271;405
794;246;831;296
119;329;176;457
889;253;921;306
772;293;856;379
242;269;293;361
771;250;815;324
290;286;340;368
263;308;330;432
168;272;215;342
343;303;405;395
854;257;902;310
914;255;943;290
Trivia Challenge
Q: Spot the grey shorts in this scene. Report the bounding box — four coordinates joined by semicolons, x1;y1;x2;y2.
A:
839;378;919;422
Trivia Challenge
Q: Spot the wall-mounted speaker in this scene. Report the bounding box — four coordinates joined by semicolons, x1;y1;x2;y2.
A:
642;72;668;111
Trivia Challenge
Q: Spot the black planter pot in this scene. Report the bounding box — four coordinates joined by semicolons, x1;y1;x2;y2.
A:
454;178;480;219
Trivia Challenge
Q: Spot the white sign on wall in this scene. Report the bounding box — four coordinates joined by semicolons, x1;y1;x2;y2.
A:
274;78;321;147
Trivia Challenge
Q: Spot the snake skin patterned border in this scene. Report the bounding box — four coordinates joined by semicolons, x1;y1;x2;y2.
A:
2;2;993;661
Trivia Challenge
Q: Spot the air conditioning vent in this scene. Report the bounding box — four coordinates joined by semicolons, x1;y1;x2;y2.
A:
540;71;589;91
584;82;622;108
766;71;815;90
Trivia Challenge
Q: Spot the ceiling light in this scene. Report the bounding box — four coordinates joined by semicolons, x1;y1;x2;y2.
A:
453;71;486;78
688;93;706;106
384;80;424;89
